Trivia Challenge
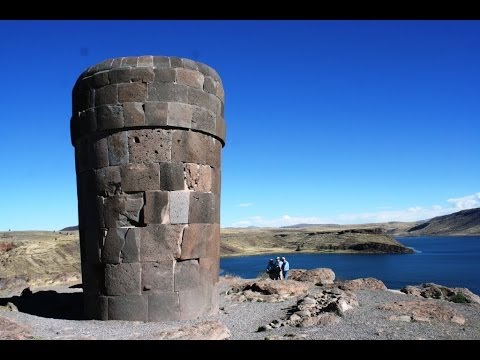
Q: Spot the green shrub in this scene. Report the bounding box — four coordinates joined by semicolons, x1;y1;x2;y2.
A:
451;293;469;304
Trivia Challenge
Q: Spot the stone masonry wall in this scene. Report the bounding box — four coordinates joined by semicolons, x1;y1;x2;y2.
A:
70;56;225;321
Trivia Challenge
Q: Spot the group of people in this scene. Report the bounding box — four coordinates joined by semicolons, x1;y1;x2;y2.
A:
266;256;290;280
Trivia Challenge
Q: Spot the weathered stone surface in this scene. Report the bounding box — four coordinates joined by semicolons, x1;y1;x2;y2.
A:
175;259;201;291
97;105;124;131
138;224;185;261
203;76;217;94
84;294;108;320
120;163;160;192
169;191;190;224
181;58;198;71
123;102;145;127
137;55;153;68
92;71;110;88
401;283;480;306
127;129;171;163
103;193;144;228
109;68;131;84
144;190;169;224
153;68;176;83
216;116;226;143
187;88;221;115
118;82;147;102
148;292;180;321
95;85;118;106
160;162;185;191
75;140;90;173
90;136;109;169
167;102;192;128
122;228;141;263
379;299;466;325
101;228;127;264
180;224;219;260
105;263;142;295
176;68;204;89
227;280;309;303
130;67;154;83
148;83;188;102
94;166;121;196
211;167;221;195
184;163;212;192
178;285;218;320
80;196;105;230
169;57;183;68
339;278;387;291
80;261;104;294
171;130;208;164
0;316;33;340
206;137;221;168
121;57;138;67
144;101;168;126
189;192;215;223
288;268;335;285
191;106;215;134
153;320;230;340
153;56;170;69
108;295;147;321
141;261;174;292
107;131;128;166
199;257;220;283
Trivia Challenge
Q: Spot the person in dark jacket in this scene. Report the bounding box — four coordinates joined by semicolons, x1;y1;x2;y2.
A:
266;259;276;280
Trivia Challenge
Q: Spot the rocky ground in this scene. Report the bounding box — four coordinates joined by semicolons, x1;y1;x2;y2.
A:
1;270;479;340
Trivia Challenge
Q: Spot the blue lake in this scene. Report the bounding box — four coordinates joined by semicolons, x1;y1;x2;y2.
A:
219;236;480;295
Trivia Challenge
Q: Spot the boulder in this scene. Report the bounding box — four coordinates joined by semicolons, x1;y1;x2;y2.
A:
379;299;465;325
401;283;480;306
226;279;309;303
288;268;335;285
153;320;231;340
339;278;387;291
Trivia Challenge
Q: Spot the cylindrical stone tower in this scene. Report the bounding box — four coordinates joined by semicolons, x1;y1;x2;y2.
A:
70;56;225;321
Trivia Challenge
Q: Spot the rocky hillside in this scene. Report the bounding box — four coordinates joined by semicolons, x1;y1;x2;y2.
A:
221;227;413;256
406;208;480;235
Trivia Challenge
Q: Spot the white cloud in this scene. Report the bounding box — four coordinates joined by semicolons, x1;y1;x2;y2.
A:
238;203;254;207
447;192;480;210
229;192;480;228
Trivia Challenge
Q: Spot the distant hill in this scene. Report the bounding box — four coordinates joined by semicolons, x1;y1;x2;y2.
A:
60;226;79;231
407;208;480;235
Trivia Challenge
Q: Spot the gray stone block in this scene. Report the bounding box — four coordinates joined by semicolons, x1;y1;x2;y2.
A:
84;294;108;320
127;129;171;163
181;58;198;71
153;68;176;83
121;57;138;67
96;58;114;72
184;163;212;192
147;83;187;103
105;262;142;295
144;191;169;224
191;106;215;134
199;257;220;284
85;108;97;134
122;228;141;263
123;102;145;127
94;166;121;196
131;67;155;83
103;193;144;228
160;162;185;191
95;85;118;106
171;130;208;164
148;292;180;321
80;261;104;294
101;228;127;264
82;196;105;229
203;76;216;95
141;261;174;293
211;167;221;195
167;102;192;128
174;259;200;291
180;224;220;260
206;137;221;169
137;55;153;67
176;68;204;89
92;71;110;88
118;82;147;103
169;57;183;68
215;116;226;144
168;191;190;224
80;228;104;265
196;62;220;81
189;192;215;224
153;56;170;69
75;139;90;174
120;163;160;192
90;136;109;169
108;132;129;166
144;101;168;126
109;68;132;84
108;295;147;321
138;224;185;261
97;105;124;131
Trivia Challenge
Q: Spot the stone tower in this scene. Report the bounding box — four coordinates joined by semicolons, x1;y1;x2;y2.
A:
70;56;225;321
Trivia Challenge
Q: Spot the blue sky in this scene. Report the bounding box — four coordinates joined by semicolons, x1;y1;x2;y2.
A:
0;20;479;230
